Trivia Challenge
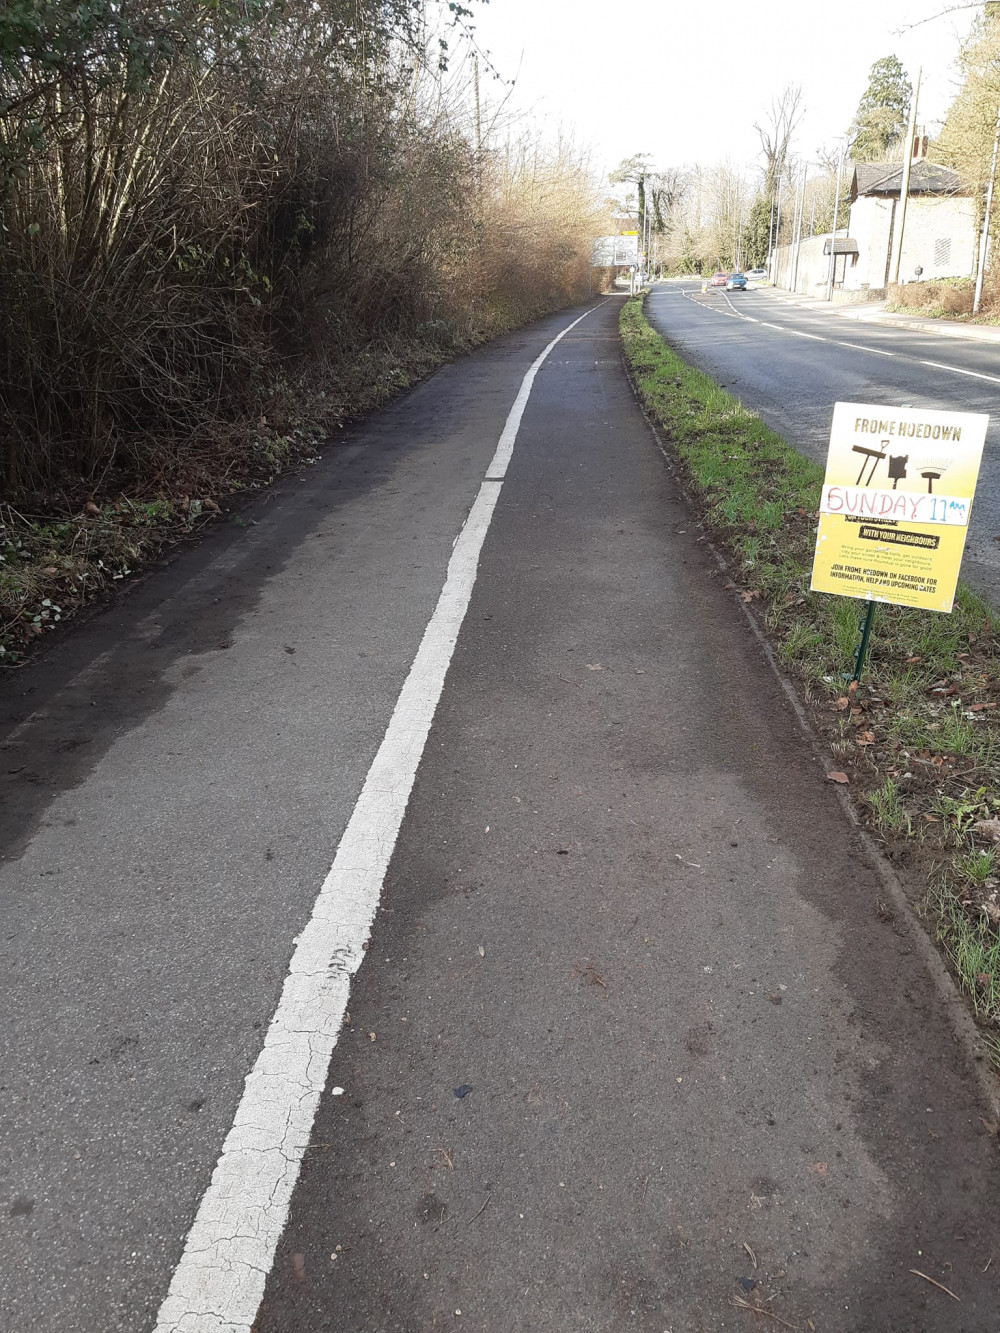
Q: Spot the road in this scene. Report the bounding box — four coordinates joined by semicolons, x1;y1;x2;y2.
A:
645;282;1000;602
1;297;998;1333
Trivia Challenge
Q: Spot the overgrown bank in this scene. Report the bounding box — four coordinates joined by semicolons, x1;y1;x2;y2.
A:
0;1;603;662
621;295;1000;1069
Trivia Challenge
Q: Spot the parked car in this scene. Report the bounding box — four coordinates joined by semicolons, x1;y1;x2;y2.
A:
745;267;767;282
708;271;728;287
725;272;747;291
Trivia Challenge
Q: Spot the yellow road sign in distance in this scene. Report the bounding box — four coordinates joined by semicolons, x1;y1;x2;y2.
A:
810;402;989;613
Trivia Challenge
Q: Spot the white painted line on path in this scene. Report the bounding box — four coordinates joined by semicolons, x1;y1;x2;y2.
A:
920;359;1000;384
760;322;786;331
787;330;827;341
835;341;895;356
153;302;602;1333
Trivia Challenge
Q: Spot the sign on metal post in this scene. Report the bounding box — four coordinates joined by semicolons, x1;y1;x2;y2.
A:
614;233;639;266
811;402;989;614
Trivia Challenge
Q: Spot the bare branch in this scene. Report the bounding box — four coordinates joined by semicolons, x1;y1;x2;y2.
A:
755;84;805;196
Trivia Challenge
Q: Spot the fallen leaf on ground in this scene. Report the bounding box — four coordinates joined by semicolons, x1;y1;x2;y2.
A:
928;681;958;696
808;1161;828;1176
826;771;849;784
585;663;604;671
856;731;875;746
974;819;1000;843
835;697;850;710
969;702;996;712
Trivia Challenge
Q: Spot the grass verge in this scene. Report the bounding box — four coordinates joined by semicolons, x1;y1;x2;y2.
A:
620;293;1000;1058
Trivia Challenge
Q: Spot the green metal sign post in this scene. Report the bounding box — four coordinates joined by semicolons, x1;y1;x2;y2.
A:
850;600;877;684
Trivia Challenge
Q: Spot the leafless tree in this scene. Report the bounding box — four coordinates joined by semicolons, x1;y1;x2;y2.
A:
755;84;805;198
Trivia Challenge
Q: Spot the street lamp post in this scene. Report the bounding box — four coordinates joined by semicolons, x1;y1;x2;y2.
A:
826;141;846;302
974;101;1000;316
791;165;808;293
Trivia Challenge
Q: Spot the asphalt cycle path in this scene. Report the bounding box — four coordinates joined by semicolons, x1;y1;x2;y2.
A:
645;282;1000;605
1;297;998;1333
0;304;604;1333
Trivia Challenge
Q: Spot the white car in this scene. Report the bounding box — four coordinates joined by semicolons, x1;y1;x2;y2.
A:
745;267;768;282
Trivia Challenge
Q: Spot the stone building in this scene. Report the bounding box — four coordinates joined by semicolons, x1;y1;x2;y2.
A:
845;161;977;292
772;161;978;299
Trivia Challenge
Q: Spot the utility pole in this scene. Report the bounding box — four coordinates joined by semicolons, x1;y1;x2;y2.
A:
472;54;483;210
889;66;921;285
826;141;846;301
736;185;746;271
647;198;652;276
473;55;482;162
792;166;808;293
774;175;785;286
973;101;1000;315
784;174;797;290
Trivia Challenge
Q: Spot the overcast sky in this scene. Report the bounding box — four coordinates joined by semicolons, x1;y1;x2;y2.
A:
468;0;979;181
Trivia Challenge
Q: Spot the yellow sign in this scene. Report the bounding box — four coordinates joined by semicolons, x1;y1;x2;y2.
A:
810;402;988;613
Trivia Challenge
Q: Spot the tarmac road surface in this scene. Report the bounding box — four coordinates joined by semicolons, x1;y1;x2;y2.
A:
645;281;1000;605
1;297;998;1333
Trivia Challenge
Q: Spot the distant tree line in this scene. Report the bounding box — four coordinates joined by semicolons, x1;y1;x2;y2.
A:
618;7;1000;309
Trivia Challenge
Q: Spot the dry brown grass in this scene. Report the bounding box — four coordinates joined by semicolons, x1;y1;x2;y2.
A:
887;278;975;316
0;5;605;660
0;4;603;509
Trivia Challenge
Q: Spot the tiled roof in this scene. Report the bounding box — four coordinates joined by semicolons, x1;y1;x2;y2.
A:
851;160;965;199
852;163;895;196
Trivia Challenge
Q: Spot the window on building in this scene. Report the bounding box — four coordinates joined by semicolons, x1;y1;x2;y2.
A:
934;237;951;267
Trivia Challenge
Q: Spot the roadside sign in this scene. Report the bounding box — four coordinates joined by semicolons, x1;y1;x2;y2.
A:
810;402;989;614
591;236;616;265
592;233;640;267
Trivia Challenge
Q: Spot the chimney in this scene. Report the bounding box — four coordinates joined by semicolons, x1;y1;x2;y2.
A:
911;125;929;159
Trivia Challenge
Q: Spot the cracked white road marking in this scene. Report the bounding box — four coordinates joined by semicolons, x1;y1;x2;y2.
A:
152;302;601;1333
